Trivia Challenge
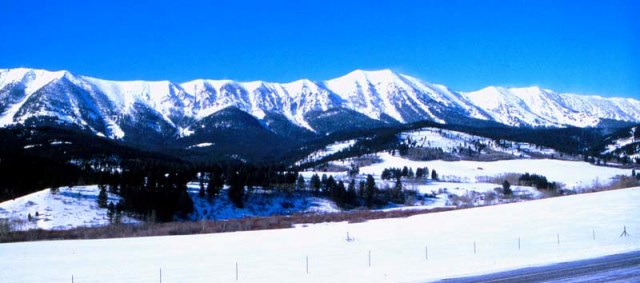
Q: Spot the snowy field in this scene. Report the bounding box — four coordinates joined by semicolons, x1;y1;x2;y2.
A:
355;153;631;190
0;186;137;231
0;187;638;282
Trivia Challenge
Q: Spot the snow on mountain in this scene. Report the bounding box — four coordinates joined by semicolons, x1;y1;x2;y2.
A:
0;68;70;126
324;69;487;124
462;86;640;127
180;78;342;131
1;67;639;141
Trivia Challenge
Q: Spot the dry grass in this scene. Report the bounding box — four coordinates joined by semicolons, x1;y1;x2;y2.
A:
0;207;456;243
476;173;523;185
576;175;639;193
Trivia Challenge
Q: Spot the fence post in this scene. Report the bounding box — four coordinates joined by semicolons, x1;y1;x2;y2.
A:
425;245;428;260
518;237;521;250
306;256;309;274
160;268;162;283
593;229;595;240
368;250;371;267
236;262;239;281
474;241;476;254
557;233;560;246
72;275;74;283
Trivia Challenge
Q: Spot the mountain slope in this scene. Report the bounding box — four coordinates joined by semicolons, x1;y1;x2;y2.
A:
2;67;640;149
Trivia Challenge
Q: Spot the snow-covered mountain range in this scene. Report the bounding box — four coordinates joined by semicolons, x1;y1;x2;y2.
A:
1;67;639;141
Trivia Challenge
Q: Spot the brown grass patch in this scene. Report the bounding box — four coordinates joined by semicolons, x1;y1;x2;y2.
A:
0;207;456;243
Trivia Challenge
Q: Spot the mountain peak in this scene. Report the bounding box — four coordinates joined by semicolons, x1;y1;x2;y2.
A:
342;69;398;81
508;86;547;95
472;86;507;94
327;69;405;89
1;67;70;84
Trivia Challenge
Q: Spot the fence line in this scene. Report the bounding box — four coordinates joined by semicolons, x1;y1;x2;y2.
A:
35;226;636;282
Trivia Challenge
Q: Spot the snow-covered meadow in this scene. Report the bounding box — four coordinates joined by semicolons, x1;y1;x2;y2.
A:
357;153;631;190
0;186;137;231
1;187;638;282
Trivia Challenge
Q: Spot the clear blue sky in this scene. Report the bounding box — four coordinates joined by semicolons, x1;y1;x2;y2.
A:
1;0;638;98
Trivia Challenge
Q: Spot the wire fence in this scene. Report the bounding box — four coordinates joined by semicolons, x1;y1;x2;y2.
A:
13;224;637;283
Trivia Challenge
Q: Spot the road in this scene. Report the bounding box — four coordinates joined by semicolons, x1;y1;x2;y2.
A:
440;250;640;283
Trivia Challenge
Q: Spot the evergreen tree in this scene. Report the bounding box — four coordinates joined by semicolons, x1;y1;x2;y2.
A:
364;174;377;207
346;179;358;207
381;168;391;180
431;169;438;181
296;175;306;191
207;172;222;199
115;200;124;223
198;185;205;198
107;201;115;222
177;190;194;218
199;174;205;198
502;180;512;195
348;163;359;177
358;180;366;198
97;184;108;208
228;171;245;208
391;178;405;203
331;180;347;208
325;175;337;195
321;174;328;192
310;174;321;196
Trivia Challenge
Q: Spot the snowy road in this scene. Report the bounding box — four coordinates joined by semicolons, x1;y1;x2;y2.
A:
442;250;640;282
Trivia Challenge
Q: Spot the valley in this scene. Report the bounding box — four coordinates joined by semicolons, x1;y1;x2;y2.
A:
1;67;639;282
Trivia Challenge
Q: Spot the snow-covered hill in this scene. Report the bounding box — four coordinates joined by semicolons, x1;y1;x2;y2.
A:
1;187;638;282
601;126;640;162
0;186;137;231
2;67;640;141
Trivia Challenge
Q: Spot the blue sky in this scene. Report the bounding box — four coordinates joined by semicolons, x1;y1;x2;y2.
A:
1;0;638;98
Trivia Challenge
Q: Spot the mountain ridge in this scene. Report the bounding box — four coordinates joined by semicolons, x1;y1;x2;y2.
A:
2;67;640;143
